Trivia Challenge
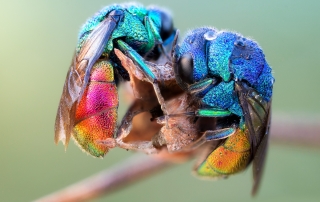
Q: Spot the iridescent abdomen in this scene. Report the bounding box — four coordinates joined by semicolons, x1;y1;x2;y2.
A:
74;60;118;157
196;128;251;177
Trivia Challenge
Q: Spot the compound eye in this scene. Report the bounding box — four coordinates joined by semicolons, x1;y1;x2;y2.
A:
160;11;173;41
176;53;194;84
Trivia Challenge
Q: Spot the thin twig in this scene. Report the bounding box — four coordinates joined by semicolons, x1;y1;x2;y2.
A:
36;115;320;202
35;154;171;202
270;113;320;147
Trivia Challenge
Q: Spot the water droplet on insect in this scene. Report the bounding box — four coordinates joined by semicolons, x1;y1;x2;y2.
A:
204;31;215;41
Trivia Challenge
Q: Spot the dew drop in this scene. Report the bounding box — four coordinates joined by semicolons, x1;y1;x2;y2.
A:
204;30;215;41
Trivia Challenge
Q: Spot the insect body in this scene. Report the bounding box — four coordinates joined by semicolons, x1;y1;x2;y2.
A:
55;3;175;157
172;27;274;194
93;26;274;194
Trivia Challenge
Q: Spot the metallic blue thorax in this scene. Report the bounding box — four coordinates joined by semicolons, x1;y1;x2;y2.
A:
177;27;274;117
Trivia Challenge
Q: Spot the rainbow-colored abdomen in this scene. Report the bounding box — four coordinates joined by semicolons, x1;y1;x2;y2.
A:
73;60;118;157
196;128;251;177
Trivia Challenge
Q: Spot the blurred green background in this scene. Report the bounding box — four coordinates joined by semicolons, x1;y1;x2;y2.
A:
1;0;319;201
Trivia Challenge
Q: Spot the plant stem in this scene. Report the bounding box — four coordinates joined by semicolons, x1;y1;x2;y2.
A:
35;154;170;202
36;114;320;202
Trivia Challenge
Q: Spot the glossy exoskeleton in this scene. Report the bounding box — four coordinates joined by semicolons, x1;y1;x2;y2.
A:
92;26;274;195
54;3;176;157
171;27;274;195
127;27;273;194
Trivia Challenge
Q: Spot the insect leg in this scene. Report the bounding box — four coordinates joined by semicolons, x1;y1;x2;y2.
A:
155;107;235;152
113;96;160;154
183;127;236;151
143;16;163;51
117;40;156;82
116;40;167;110
112;48;165;153
187;78;217;94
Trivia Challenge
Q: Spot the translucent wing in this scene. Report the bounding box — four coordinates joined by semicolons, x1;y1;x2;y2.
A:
235;82;272;195
251;103;271;196
54;13;120;148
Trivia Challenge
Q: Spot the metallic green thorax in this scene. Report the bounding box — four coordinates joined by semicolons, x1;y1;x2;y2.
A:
76;4;162;56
